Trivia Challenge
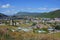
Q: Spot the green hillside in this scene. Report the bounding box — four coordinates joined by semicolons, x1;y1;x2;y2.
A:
13;9;60;18
41;10;60;18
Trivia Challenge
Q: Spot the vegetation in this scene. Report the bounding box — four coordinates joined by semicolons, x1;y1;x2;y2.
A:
13;9;60;18
42;10;60;18
32;22;37;26
55;25;60;30
0;28;60;40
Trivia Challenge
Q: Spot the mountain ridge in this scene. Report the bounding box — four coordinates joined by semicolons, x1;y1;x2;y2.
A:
0;13;8;18
14;9;60;18
0;9;60;18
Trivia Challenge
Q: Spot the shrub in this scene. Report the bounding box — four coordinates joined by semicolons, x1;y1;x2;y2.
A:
55;25;60;30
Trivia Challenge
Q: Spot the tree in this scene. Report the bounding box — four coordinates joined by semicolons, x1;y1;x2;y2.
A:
32;22;37;26
55;25;60;30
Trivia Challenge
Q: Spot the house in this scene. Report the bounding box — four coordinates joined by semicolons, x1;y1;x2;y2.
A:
46;20;55;23
0;22;5;25
48;27;55;33
31;19;40;23
41;18;51;21
36;24;44;29
54;18;60;22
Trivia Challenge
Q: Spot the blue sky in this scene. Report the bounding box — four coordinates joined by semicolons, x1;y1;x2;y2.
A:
0;0;60;15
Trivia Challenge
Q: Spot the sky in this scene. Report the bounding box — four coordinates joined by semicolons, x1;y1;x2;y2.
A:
0;0;60;15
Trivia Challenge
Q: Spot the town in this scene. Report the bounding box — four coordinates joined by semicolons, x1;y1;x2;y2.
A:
0;16;60;33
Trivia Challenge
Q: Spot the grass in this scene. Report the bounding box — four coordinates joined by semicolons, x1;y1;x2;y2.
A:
0;25;60;40
53;32;60;38
19;22;33;27
0;25;17;29
9;32;60;40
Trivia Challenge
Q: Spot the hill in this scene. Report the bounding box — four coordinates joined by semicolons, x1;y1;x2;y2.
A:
14;12;41;17
13;9;60;18
0;13;8;18
42;10;60;18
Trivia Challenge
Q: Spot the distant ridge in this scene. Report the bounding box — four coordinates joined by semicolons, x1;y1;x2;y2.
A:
0;13;8;18
14;9;60;18
41;9;60;18
15;12;40;16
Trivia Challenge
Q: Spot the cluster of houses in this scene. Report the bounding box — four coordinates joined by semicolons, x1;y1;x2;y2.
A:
0;17;60;33
41;18;60;23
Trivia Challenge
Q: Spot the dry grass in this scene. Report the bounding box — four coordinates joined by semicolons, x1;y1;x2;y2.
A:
0;25;60;40
9;31;60;40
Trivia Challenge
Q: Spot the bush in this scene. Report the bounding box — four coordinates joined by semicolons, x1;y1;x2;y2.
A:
32;22;37;26
55;25;60;30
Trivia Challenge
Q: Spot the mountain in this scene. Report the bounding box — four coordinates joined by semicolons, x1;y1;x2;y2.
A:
49;10;60;18
14;9;60;18
14;12;41;17
0;13;8;18
41;9;60;18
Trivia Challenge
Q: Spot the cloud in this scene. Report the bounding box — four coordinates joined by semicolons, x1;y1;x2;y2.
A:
2;9;20;15
38;8;48;10
24;7;48;10
1;4;10;8
19;7;60;12
50;8;60;10
38;7;60;11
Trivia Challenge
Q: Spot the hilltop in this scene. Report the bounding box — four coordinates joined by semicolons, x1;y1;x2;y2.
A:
15;9;60;18
41;9;60;18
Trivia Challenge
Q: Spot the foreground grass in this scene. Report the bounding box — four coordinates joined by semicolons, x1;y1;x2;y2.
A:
0;25;17;29
0;25;60;40
7;31;60;40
